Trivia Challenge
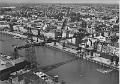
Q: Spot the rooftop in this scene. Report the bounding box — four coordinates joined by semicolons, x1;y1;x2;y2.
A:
0;55;25;71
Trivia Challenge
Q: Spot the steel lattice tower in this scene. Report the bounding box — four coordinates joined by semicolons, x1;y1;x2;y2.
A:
25;26;37;66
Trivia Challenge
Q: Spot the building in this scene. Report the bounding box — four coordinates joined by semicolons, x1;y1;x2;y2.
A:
0;56;26;81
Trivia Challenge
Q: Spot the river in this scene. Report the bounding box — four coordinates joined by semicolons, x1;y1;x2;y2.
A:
0;33;119;84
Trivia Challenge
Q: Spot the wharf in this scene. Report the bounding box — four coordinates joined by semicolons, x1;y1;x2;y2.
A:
0;54;25;71
45;42;119;70
0;31;119;71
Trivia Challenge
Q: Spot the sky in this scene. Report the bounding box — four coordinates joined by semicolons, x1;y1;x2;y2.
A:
0;0;119;4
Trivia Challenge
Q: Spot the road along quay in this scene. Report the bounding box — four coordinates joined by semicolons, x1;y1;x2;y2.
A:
0;31;119;71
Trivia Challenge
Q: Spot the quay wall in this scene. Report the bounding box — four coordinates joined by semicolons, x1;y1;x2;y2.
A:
0;31;118;71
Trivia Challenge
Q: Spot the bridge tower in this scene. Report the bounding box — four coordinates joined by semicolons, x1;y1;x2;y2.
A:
25;26;37;68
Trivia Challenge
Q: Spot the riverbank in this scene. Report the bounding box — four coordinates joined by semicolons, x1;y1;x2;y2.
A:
0;31;119;71
45;42;119;70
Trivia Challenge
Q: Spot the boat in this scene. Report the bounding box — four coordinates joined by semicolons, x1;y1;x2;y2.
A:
34;71;58;83
13;35;21;39
96;68;113;74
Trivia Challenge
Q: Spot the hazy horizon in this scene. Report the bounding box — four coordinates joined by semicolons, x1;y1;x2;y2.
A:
0;0;119;4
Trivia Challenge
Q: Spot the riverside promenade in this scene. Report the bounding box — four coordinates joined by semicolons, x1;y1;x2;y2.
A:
0;31;119;71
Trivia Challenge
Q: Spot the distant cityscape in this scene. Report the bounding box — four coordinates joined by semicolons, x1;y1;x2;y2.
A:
0;2;119;84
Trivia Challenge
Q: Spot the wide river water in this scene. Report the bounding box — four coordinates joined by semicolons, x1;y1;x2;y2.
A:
0;33;119;84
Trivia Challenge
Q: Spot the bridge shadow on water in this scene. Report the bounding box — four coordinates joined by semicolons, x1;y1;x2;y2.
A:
36;57;80;72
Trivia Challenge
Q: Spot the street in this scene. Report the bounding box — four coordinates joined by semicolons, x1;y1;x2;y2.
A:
0;32;119;84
